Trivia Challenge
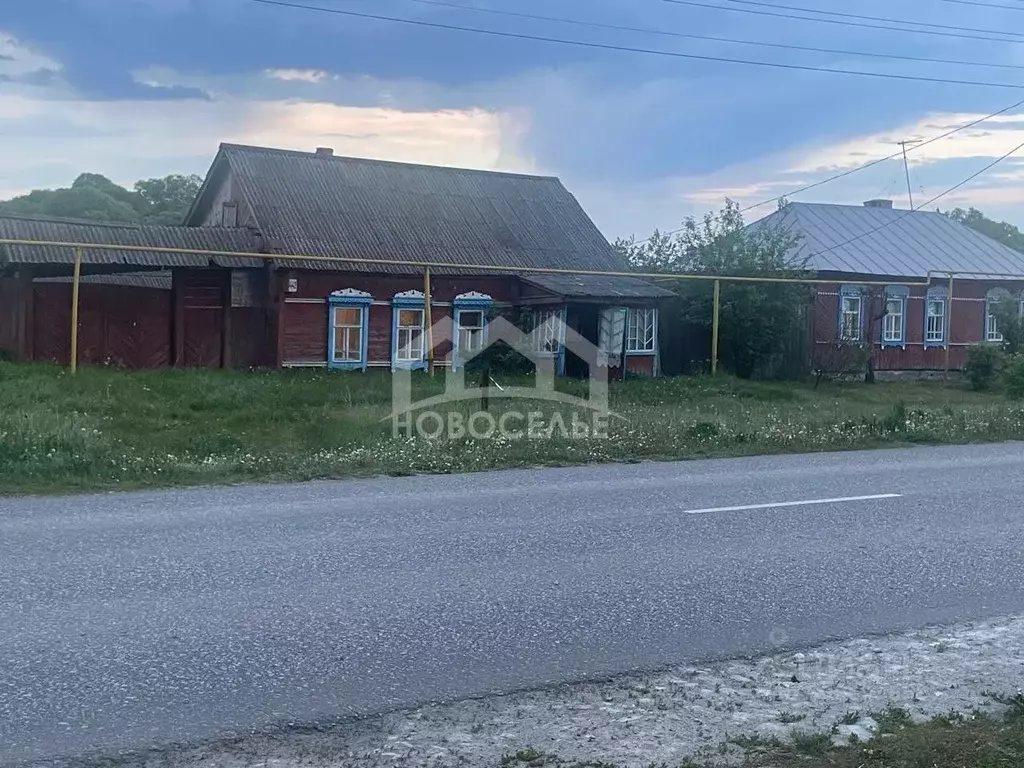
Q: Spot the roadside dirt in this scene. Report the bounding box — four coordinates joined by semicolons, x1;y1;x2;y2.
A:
77;616;1024;768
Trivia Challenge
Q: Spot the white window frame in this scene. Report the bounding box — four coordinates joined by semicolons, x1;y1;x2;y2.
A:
880;287;908;348
625;307;658;354
985;289;1010;343
451;292;494;372
530;308;564;355
839;292;863;342
925;296;946;347
391;290;427;370
396;308;425;363
332;306;364;363
327;288;372;371
456;309;486;355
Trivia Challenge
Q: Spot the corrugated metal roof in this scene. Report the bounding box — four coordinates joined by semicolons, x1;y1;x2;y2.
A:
752;202;1024;278
0;214;261;268
34;271;173;289
219;144;631;275
521;273;675;299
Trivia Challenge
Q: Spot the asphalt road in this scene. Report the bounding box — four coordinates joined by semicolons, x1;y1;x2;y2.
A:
4;444;1024;764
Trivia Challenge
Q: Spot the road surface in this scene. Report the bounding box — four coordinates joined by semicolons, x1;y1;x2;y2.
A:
3;443;1024;764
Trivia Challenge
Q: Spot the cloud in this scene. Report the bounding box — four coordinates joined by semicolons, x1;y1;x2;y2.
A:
264;68;331;84
0;31;60;80
790;110;1024;174
0;34;539;203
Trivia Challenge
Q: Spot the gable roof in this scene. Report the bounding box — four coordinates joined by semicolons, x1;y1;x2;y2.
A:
753;202;1024;279
0;213;259;268
188;143;665;297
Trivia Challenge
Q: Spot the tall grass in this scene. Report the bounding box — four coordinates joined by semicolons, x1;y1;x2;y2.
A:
1;362;1022;495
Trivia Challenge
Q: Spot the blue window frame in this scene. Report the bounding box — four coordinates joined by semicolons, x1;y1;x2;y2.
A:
327;289;372;370
391;290;427;371
838;285;865;342
924;287;947;349
881;286;908;348
451;291;493;372
625;308;658;355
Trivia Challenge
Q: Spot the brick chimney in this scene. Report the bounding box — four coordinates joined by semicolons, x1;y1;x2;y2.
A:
315;147;334;157
863;199;894;209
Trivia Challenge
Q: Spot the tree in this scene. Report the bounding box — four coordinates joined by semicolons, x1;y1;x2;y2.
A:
0;173;203;226
618;200;810;379
992;294;1024;355
946;207;1024;253
133;174;203;225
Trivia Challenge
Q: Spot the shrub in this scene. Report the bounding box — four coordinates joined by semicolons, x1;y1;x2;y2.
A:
813;341;872;386
965;344;1004;391
1003;354;1024;400
0;348;16;363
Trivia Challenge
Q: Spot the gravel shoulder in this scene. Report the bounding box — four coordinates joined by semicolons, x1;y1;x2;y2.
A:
60;615;1024;768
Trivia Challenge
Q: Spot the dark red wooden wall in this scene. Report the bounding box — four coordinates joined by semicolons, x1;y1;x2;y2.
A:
32;283;172;368
0;271;33;359
812;279;1024;371
277;272;517;366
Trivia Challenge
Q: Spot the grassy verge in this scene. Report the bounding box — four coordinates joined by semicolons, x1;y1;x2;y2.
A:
501;700;1024;767
3;362;1024;495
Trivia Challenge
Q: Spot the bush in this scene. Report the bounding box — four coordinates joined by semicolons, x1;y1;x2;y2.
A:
965;344;1004;391
1004;354;1024;400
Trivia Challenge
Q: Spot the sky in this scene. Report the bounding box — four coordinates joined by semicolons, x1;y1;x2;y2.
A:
3;0;1024;239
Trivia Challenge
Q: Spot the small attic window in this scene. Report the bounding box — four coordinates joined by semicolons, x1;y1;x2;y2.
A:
222;201;238;227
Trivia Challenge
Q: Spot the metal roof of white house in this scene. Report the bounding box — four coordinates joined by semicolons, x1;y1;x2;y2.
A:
752;202;1024;279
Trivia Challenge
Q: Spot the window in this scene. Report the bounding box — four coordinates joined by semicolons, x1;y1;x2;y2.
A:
987;310;1002;342
327;289;372;370
396;308;425;362
626;308;657;353
457;310;485;354
839;294;862;341
985;288;1011;343
880;287;908;347
882;298;903;343
333;307;363;362
531;308;564;354
391;290;427;370
597;307;628;367
451;292;494;371
925;296;946;346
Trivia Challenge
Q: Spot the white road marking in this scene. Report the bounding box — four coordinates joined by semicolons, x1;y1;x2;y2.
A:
684;493;902;515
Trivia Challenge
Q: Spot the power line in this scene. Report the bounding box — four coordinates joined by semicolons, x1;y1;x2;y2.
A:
369;0;1024;72
938;0;1024;9
721;0;1024;38
739;98;1024;212
663;0;1024;45
635;97;1024;243
801;134;1024;261
251;0;1024;89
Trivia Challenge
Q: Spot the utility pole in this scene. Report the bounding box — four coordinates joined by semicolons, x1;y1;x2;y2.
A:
897;139;921;210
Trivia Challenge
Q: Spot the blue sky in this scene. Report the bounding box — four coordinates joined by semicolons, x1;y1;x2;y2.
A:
3;0;1024;237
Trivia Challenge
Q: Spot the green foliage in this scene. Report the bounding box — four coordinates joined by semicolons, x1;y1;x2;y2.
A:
1003;354;1024;400
0;173;202;225
133;174;205;225
990;293;1024;355
965;344;1005;391
947;207;1024;252
617;200;810;379
1;364;1024;496
465;308;535;376
465;339;536;376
